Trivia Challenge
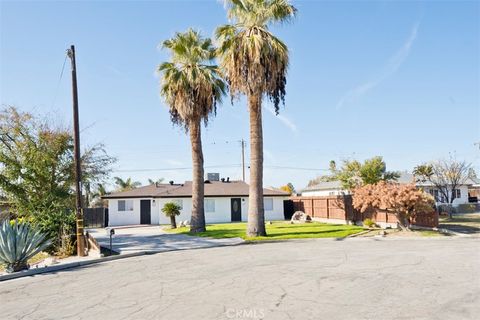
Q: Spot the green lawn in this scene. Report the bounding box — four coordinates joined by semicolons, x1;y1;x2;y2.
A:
166;221;363;241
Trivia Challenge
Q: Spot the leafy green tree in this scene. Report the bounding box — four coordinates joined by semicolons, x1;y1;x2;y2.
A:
113;177;141;192
216;0;297;237
162;202;181;229
280;183;295;194
158;29;226;233
325;157;400;190
0;106;115;251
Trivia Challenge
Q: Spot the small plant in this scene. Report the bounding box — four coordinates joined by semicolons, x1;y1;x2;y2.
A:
0;220;51;273
363;218;376;228
162;202;181;229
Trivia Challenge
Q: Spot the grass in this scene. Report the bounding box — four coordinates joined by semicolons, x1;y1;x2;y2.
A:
439;213;480;227
417;229;445;237
166;221;363;241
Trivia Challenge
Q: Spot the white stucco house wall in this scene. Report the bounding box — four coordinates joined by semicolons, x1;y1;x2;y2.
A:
103;180;289;226
301;173;473;207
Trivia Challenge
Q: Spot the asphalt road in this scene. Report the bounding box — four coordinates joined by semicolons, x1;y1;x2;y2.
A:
1;237;479;320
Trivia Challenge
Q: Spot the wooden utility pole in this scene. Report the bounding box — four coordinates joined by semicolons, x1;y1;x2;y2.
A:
67;45;86;257
241;139;246;182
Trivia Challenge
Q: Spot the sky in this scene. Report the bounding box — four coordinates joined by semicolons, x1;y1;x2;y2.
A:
1;0;479;191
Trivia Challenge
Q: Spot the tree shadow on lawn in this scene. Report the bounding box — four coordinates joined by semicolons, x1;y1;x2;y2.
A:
438;223;480;234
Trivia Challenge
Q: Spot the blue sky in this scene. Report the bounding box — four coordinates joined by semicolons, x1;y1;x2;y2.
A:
1;0;479;190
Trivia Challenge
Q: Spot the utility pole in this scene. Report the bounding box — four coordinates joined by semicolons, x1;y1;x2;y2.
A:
241;139;246;182
67;45;86;257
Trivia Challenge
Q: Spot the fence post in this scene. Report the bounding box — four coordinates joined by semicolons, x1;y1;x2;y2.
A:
311;198;314;217
326;198;330;219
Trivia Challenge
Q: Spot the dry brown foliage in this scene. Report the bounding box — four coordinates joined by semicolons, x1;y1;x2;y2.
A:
353;181;435;230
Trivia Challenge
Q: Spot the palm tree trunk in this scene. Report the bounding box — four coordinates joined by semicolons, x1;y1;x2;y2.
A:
247;94;267;237
170;215;177;229
189;119;206;233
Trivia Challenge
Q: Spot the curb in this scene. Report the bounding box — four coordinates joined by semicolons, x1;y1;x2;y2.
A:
0;238;246;282
0;252;145;282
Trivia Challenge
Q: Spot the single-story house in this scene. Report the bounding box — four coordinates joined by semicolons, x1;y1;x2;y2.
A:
103;180;289;226
301;172;473;207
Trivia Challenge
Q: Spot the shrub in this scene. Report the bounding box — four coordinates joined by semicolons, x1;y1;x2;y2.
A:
363;218;376;228
162;202;181;229
455;204;478;214
353;182;435;231
32;209;76;255
0;220;51;273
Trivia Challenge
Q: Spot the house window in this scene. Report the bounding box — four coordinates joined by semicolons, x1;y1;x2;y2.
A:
429;189;440;202
205;199;215;213
264;198;273;211
118;200;133;211
172;199;183;210
454;189;461;199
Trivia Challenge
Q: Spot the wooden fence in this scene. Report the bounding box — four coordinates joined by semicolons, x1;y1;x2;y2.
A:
287;196;438;228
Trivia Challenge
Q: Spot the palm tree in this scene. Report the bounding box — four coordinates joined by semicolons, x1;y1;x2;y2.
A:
216;0;296;236
91;183;109;207
113;177;141;192
162;202;181;229
148;178;165;185
158;29;226;233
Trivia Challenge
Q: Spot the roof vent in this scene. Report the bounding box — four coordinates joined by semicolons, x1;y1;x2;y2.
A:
221;178;225;182
226;177;230;183
169;180;174;185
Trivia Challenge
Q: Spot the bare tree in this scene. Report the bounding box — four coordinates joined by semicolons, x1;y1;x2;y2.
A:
413;156;471;218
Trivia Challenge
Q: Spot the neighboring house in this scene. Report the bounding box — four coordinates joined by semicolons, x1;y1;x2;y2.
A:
103;179;289;226
468;177;480;202
301;172;473;207
301;181;350;197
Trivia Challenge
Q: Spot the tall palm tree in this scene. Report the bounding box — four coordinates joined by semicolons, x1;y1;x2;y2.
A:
113;177;141;192
216;0;296;236
158;29;226;233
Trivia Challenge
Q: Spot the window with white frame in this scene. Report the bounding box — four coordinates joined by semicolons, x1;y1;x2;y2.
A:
172;199;183;209
205;199;215;213
453;189;461;199
264;198;273;211
118;200;134;211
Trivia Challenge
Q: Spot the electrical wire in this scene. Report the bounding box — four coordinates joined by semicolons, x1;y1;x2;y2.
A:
51;55;68;109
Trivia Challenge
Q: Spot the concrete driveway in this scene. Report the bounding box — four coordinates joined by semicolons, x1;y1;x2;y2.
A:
1;237;479;320
87;225;244;254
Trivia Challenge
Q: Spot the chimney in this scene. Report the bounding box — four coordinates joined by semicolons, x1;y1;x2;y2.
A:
226;177;230;183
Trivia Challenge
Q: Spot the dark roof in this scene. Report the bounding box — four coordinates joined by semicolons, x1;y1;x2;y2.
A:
103;181;289;199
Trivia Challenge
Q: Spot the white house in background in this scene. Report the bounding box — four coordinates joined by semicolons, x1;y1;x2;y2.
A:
103;179;289;226
301;172;473;206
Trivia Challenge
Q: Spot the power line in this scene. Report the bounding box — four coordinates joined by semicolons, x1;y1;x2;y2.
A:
264;165;329;171
113;164;242;173
51;55;68;109
112;164;329;173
